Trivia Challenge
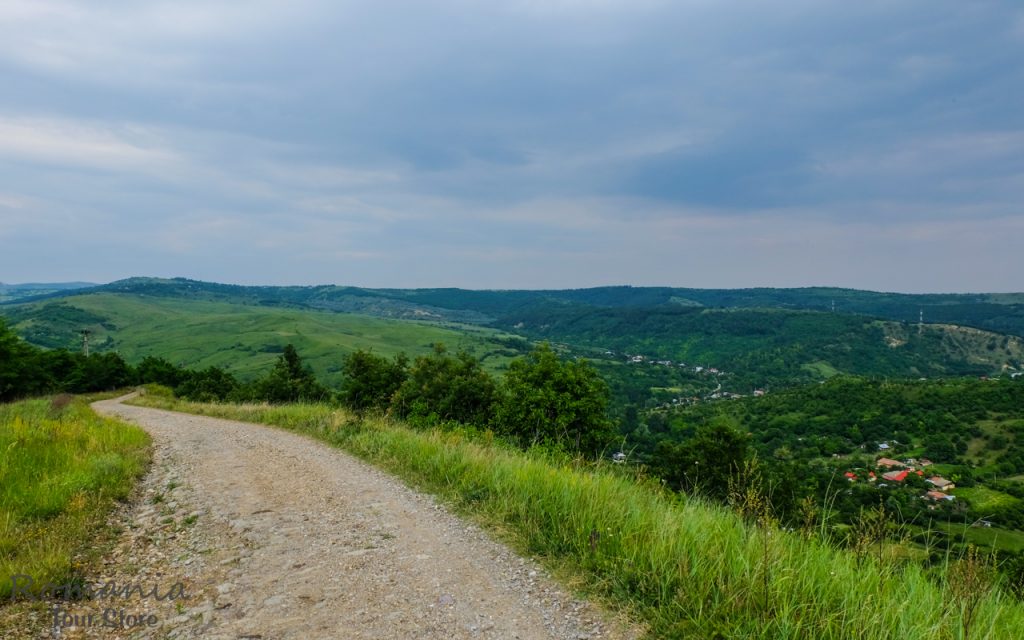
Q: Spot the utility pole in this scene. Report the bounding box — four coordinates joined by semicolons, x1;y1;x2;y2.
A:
918;309;923;335
80;329;91;357
831;299;835;313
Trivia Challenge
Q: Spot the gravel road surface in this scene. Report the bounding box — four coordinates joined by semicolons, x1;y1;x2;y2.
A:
41;395;641;640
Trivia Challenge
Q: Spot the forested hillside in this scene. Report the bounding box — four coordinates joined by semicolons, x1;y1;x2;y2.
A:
497;305;1024;388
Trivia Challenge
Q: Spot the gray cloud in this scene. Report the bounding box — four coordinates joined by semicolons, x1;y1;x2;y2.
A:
0;0;1021;291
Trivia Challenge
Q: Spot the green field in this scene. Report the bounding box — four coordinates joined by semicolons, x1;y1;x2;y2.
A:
3;293;529;384
936;521;1024;554
956;486;1022;513
801;361;842;378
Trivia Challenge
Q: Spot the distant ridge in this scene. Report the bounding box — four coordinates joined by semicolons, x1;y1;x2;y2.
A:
1;275;1022;389
0;281;97;304
0;281;96;289
24;276;1022;336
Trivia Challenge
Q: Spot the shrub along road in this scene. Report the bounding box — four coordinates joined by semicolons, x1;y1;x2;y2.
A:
87;395;635;640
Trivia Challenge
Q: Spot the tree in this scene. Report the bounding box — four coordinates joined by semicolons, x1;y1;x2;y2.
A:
338;349;408;414
64;352;133;393
37;349;77;392
137;356;187;388
651;417;750;500
255;344;329;403
0;319;50;400
175;366;239;402
493;343;614;456
390;344;497;426
923;433;957;463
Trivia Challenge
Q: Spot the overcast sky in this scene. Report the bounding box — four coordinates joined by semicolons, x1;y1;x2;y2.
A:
0;1;1021;292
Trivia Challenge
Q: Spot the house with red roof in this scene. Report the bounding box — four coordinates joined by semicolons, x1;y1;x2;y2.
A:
882;470;909;482
927;476;955;491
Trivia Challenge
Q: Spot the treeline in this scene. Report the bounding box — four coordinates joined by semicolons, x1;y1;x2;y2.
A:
0;318;325;403
1;319;134;398
0;320;615;457
338;343;615;455
157;342;615;455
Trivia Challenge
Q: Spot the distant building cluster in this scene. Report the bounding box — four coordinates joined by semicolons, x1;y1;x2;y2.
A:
601;349;770;411
619;351;723;377
844;457;955;507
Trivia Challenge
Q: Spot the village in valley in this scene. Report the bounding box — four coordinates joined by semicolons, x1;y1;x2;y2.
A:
845;451;961;512
600;349;765;408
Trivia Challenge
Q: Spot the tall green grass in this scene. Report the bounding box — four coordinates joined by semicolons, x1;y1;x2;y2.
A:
0;397;150;598
131;396;1024;639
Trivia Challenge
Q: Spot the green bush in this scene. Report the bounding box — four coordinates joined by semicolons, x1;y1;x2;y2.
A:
494;343;615;456
390;344;497;426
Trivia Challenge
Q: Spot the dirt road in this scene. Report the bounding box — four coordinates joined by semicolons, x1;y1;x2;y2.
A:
70;396;635;640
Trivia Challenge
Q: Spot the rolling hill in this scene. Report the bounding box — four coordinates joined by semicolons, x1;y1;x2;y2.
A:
0;293;528;385
2;277;1022;393
12;278;1024;335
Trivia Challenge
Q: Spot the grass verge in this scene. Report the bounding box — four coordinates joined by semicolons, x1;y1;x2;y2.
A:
0;396;150;600
129;395;1024;639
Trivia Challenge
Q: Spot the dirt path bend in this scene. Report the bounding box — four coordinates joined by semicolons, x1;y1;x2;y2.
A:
81;396;636;640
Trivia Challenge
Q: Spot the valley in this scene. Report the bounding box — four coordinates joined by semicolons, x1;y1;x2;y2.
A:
5;278;1024;638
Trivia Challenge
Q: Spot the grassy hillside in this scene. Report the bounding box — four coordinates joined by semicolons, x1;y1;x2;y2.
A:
0;293;528;384
129;394;1024;639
